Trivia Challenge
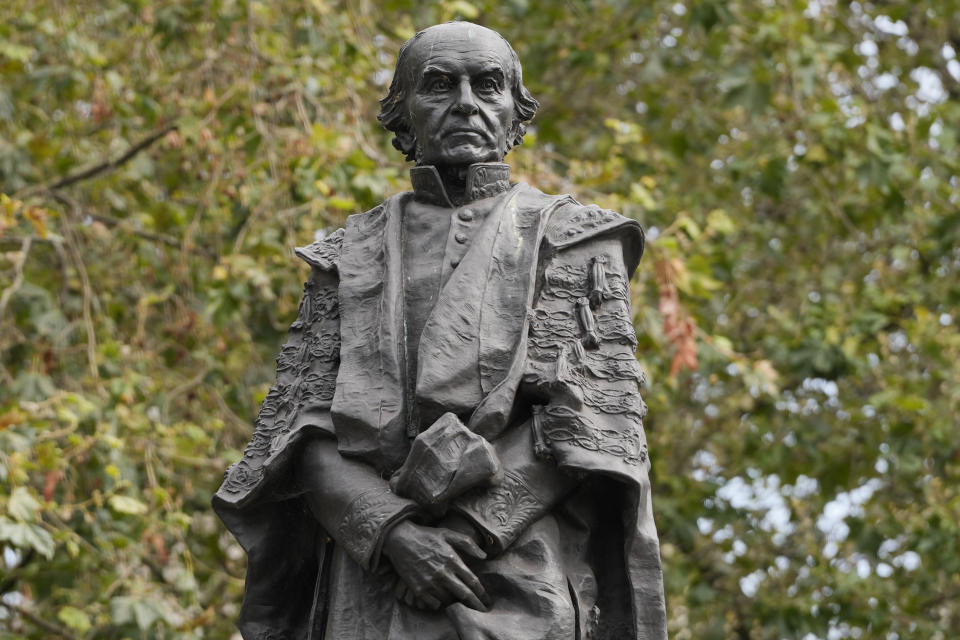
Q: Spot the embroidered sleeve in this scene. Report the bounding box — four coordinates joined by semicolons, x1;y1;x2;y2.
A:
337;488;419;571
454;470;550;555
449;228;649;554
219;234;422;572
294;228;344;271
217;263;341;506
523;231;651;486
451;417;577;556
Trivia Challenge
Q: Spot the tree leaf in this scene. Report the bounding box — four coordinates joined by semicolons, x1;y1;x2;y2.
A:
8;486;40;521
108;495;148;516
57;606;92;634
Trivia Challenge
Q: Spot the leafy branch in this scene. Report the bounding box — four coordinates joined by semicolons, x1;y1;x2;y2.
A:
16;124;178;198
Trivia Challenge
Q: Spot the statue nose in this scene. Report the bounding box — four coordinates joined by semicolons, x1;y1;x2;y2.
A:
453;81;479;115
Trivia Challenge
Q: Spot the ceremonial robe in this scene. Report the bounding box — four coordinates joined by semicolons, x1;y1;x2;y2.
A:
213;164;667;640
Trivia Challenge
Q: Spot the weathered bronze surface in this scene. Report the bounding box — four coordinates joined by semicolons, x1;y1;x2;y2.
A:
214;21;667;640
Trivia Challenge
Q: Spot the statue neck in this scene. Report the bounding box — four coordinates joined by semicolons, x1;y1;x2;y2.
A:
409;162;512;208
434;164;470;205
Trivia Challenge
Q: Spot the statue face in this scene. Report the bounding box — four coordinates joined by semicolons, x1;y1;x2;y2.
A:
403;24;517;167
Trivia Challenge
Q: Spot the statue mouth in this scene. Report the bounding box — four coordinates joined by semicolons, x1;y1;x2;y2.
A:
446;128;489;140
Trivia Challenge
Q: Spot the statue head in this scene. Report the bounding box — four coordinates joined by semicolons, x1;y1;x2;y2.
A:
378;22;539;166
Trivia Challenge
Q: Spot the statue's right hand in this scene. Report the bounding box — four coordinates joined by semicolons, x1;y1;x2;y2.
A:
382;520;489;612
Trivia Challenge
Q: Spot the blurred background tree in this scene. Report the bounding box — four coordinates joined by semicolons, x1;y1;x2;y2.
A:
1;0;958;638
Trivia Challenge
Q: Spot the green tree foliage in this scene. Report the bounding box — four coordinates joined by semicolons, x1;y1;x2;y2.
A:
1;0;958;637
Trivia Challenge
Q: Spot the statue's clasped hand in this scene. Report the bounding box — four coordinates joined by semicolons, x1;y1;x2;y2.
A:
382;519;490;612
389;412;502;513
384;413;497;610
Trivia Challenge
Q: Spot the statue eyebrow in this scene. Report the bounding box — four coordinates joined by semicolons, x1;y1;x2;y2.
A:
419;63;505;79
475;64;505;81
421;64;454;77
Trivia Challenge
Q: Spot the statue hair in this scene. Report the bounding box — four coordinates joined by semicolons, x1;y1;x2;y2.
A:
377;23;539;162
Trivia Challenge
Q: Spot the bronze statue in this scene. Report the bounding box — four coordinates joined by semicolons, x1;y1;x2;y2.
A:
213;21;667;640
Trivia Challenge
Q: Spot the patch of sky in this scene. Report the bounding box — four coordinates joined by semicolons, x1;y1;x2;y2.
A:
874;15;908;36
905;94;928;117
874;72;898;91
691;449;722;482
711;524;734;544
897;37;919;56
855;38;878;57
783;474;819;498
893;550;921;571
929;120;943;151
887;330;908;353
829;622;864;639
3;546;20;568
803;0;829;19
888;111;905;131
947;59;960;82
802;377;838;397
817;478;883;544
910;67;947;104
696;517;713;535
739;568;766;597
716;474;794;541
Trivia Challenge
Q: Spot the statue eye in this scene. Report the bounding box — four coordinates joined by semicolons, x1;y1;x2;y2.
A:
476;77;499;93
428;78;451;92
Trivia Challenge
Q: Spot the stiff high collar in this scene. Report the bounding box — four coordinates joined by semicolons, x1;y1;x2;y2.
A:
410;163;511;208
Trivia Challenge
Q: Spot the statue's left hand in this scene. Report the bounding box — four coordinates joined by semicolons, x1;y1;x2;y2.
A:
382;520;490;611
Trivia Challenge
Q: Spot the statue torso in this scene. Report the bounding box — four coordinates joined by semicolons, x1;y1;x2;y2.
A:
401;163;514;429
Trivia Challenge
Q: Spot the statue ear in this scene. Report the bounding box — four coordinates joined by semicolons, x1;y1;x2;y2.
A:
507;119;525;151
393;128;417;162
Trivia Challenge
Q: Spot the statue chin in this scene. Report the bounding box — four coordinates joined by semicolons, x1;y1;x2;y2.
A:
424;142;503;168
